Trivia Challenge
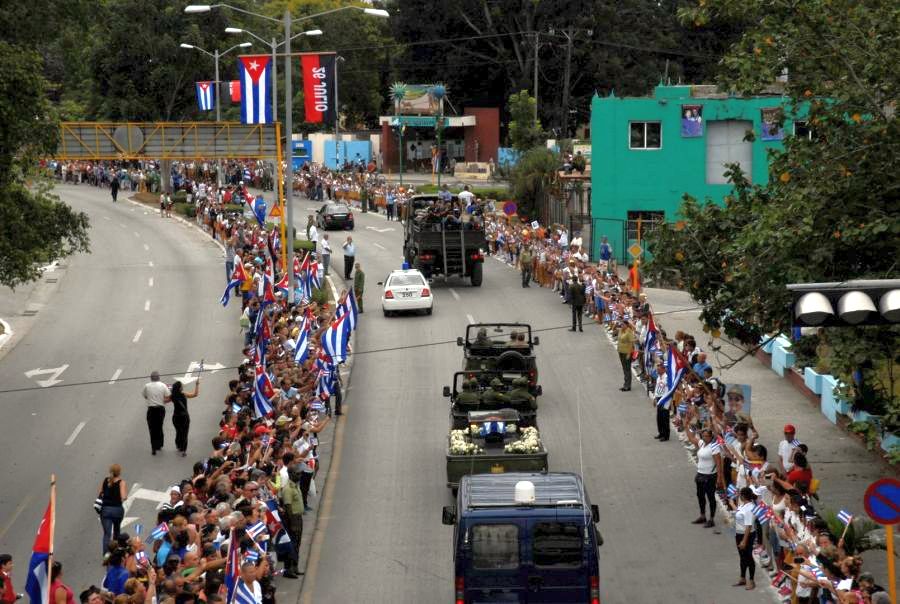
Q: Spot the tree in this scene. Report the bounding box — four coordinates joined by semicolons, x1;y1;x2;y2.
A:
0;42;89;288
510;147;559;216
645;0;899;414
507;90;543;152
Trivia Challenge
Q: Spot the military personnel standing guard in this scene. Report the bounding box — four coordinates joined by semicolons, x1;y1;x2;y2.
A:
353;263;365;313
519;247;532;287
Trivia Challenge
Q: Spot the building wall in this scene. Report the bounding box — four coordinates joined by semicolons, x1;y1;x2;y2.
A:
590;85;802;261
463;107;500;163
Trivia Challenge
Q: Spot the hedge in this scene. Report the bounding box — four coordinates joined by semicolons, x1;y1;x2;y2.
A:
174;202;196;218
293;239;315;253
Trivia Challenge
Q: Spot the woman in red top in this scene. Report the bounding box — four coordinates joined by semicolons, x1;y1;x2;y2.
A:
1;554;18;604
50;562;75;604
785;452;813;489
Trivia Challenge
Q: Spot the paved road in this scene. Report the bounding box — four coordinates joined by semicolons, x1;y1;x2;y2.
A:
296;206;772;603
0;185;241;584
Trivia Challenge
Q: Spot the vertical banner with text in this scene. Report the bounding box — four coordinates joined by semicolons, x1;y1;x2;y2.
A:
300;53;336;124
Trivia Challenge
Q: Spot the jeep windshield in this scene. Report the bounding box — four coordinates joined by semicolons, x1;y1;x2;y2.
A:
465;324;534;352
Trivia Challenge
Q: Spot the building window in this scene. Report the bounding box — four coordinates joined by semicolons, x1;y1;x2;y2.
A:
706;120;753;185
626;211;665;241
794;121;814;141
629;122;661;150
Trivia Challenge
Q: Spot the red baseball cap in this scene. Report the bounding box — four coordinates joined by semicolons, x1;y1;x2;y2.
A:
783;424;796;434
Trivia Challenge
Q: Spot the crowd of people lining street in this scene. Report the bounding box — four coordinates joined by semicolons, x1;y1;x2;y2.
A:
9;161;887;604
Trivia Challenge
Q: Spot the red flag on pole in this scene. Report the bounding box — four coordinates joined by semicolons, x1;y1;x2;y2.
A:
229;81;241;103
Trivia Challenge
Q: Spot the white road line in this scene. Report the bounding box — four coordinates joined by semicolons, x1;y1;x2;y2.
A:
119;223;127;228
64;421;86;446
109;368;123;384
143;243;150;251
134;231;140;237
466;313;475;324
132;329;143;343
144;300;151;311
148;277;154;287
148;261;154;267
103;216;111;221
449;288;460;301
373;242;386;250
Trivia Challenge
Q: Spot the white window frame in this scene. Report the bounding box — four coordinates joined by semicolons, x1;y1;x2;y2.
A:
628;121;662;150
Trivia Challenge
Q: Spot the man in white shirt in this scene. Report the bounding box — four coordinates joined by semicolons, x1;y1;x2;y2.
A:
458;185;475;208
319;234;332;276
142;371;171;455
777;424;798;474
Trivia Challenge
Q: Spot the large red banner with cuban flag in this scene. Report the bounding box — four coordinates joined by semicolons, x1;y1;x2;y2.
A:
300;53;336;124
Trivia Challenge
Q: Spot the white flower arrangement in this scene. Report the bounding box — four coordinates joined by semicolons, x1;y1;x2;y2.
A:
504;426;542;454
449;429;484;455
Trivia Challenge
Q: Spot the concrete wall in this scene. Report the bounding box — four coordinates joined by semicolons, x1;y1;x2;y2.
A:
463;107;500;163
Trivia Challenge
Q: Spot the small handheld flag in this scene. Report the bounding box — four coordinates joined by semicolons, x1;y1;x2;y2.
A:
149;522;169;541
837;509;853;526
790;438;802;448
726;484;737;499
245;521;267;541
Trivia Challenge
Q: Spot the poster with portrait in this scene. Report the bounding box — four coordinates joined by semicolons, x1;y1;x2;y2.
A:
724;383;752;425
681;104;704;137
760;108;784;141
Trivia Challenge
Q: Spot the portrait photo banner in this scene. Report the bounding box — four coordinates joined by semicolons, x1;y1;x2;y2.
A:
301;53;336;124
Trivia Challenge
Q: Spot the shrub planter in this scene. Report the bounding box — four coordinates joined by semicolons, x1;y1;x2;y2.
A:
804;367;823;395
880;433;900;453
771;341;796;377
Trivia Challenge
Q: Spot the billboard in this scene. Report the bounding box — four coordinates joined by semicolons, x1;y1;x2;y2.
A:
395;84;441;115
301;53;337;124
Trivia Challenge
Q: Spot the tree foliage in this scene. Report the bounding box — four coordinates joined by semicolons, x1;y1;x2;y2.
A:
510;147;559;216
507;90;543;151
645;0;900;412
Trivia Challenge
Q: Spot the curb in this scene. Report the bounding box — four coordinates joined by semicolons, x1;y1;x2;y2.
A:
0;318;12;351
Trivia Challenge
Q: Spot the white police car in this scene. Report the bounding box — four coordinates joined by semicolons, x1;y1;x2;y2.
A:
381;269;433;316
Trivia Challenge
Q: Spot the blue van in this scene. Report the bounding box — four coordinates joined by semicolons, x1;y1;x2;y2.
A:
442;472;603;604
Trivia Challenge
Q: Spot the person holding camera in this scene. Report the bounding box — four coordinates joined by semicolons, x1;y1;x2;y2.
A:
97;464;127;558
0;555;22;604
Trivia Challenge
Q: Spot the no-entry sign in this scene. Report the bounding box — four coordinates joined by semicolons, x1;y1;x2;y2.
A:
864;478;900;525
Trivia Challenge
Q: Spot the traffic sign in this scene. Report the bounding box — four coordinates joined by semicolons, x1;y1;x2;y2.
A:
628;243;643;258
864;478;900;525
269;204;283;218
502;201;518;216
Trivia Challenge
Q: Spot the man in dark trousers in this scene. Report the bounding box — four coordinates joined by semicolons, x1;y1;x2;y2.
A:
519;246;532;287
110;173;120;202
568;274;585;332
142;371;171;455
341;236;355;280
353;263;365;313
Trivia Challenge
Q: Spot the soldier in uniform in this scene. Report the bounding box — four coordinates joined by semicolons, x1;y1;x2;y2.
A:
473;327;491;348
353;263;365;313
481;378;509;407
454;379;481;411
507;377;537;410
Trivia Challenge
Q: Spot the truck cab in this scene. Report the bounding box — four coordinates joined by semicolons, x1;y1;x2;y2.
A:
443;472;603;604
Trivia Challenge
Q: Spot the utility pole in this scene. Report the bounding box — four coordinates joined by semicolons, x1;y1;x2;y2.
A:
214;48;222;187
334;56;340;171
533;31;539;125
561;27;574;139
283;8;295;301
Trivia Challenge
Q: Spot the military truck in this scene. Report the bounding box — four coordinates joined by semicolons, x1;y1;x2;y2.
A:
458;323;540;388
402;194;486;286
446;408;549;493
443;370;540;430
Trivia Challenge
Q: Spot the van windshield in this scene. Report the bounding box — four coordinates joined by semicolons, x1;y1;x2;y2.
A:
532;522;583;568
472;524;519;570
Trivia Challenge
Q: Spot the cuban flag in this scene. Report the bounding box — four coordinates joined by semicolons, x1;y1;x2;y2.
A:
643;315;658;375
837;509;853;526
657;344;688;408
264;499;284;534
196;81;215;111
149;522;169;541
252;195;267;226
294;252;309;279
25;502;53;604
335;290;359;331
275;272;290;295
243;549;259;563
233;580;261;604
315;369;333;398
322;313;350;363
257;273;276;307
224;529;241;604
135;550;149;567
752;502;772;524
315;350;333;373
245;521;267;541
238;55;273;125
253;364;275;418
294;317;311;364
221;262;249;307
726;484;737;499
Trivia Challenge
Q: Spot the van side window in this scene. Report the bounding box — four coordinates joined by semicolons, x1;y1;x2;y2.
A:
533;522;583;568
472;524;519;570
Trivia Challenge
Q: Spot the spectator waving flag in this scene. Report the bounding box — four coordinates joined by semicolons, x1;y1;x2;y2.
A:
837;509;854;526
293;317;311;364
790;438;802;448
275;272;289;295
251;195;267;227
238;55;273;125
224;528;241;604
25;498;53;604
657;344;688;408
245;521;267;541
264;499;284;534
322;313;350;363
726;484;737;499
335;290;359;331
149;522;169;541
233;580;261;604
316;369;333;398
642;315;658;374
195;81;215;111
752;502;772;524
221;262;249;307
243;549;259;563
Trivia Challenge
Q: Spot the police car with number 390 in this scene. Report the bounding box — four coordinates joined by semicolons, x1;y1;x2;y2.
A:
380;269;433;317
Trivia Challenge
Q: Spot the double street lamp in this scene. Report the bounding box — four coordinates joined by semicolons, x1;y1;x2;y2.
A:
185;3;389;302
179;40;252;185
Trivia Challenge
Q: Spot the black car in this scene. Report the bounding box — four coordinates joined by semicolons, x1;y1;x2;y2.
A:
316;203;354;230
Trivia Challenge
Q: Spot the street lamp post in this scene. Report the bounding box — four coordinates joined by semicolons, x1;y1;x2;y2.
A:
179;41;252;186
186;3;388;302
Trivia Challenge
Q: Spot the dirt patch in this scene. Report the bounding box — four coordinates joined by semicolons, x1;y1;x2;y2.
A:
131;192;158;205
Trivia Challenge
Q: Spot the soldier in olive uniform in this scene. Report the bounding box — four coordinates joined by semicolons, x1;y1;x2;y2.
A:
473;327;491;348
454;378;481;411
481;378;509;407
353;263;365;313
506;377;537;410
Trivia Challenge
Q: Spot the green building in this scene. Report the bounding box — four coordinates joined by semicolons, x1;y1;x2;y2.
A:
589;84;807;262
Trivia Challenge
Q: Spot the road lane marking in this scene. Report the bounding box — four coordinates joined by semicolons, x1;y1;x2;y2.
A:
64;421;86;446
373;242;386;250
119;223;127;228
466;313;475;324
103;216;111;221
148;277;154;287
144;300;151;311
134;232;140;237
143;243;150;251
109;368;123;384
132;329;143;343
148;261;154;267
0;491;35;541
449;288;460;301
